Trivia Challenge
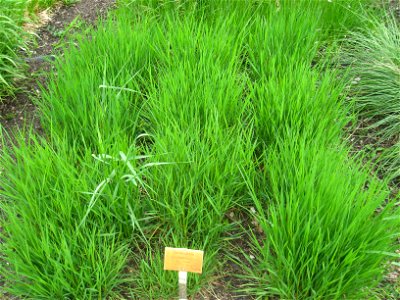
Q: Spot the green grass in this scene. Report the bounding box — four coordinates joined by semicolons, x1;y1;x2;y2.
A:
239;139;397;299
0;0;27;100
0;130;156;298
28;0;80;11
0;1;399;299
234;4;399;298
341;13;400;183
38;13;155;150
0;0;76;100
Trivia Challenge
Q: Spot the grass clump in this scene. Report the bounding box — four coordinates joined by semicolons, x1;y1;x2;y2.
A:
242;139;398;299
143;7;254;244
236;3;399;298
0;133;146;298
341;14;400;182
0;0;27;100
0;0;75;100
38;13;157;151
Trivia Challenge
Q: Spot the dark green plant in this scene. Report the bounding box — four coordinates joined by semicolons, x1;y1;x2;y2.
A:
341;14;400;182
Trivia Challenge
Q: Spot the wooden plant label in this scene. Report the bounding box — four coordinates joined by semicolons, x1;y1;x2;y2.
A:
164;247;204;274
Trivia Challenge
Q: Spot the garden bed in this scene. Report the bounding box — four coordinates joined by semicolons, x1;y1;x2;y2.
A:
0;1;399;299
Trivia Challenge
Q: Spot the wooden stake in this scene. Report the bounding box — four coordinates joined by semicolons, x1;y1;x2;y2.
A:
178;271;187;300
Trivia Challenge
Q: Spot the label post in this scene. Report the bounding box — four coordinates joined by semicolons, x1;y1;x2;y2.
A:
164;247;204;300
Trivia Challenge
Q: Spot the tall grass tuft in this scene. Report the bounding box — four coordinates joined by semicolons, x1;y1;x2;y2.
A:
238;2;400;299
0;0;75;100
341;14;400;182
0;134;134;298
0;0;27;100
241;139;398;299
38;13;157;151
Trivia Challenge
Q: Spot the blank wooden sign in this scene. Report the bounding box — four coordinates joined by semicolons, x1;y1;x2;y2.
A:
164;247;204;274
